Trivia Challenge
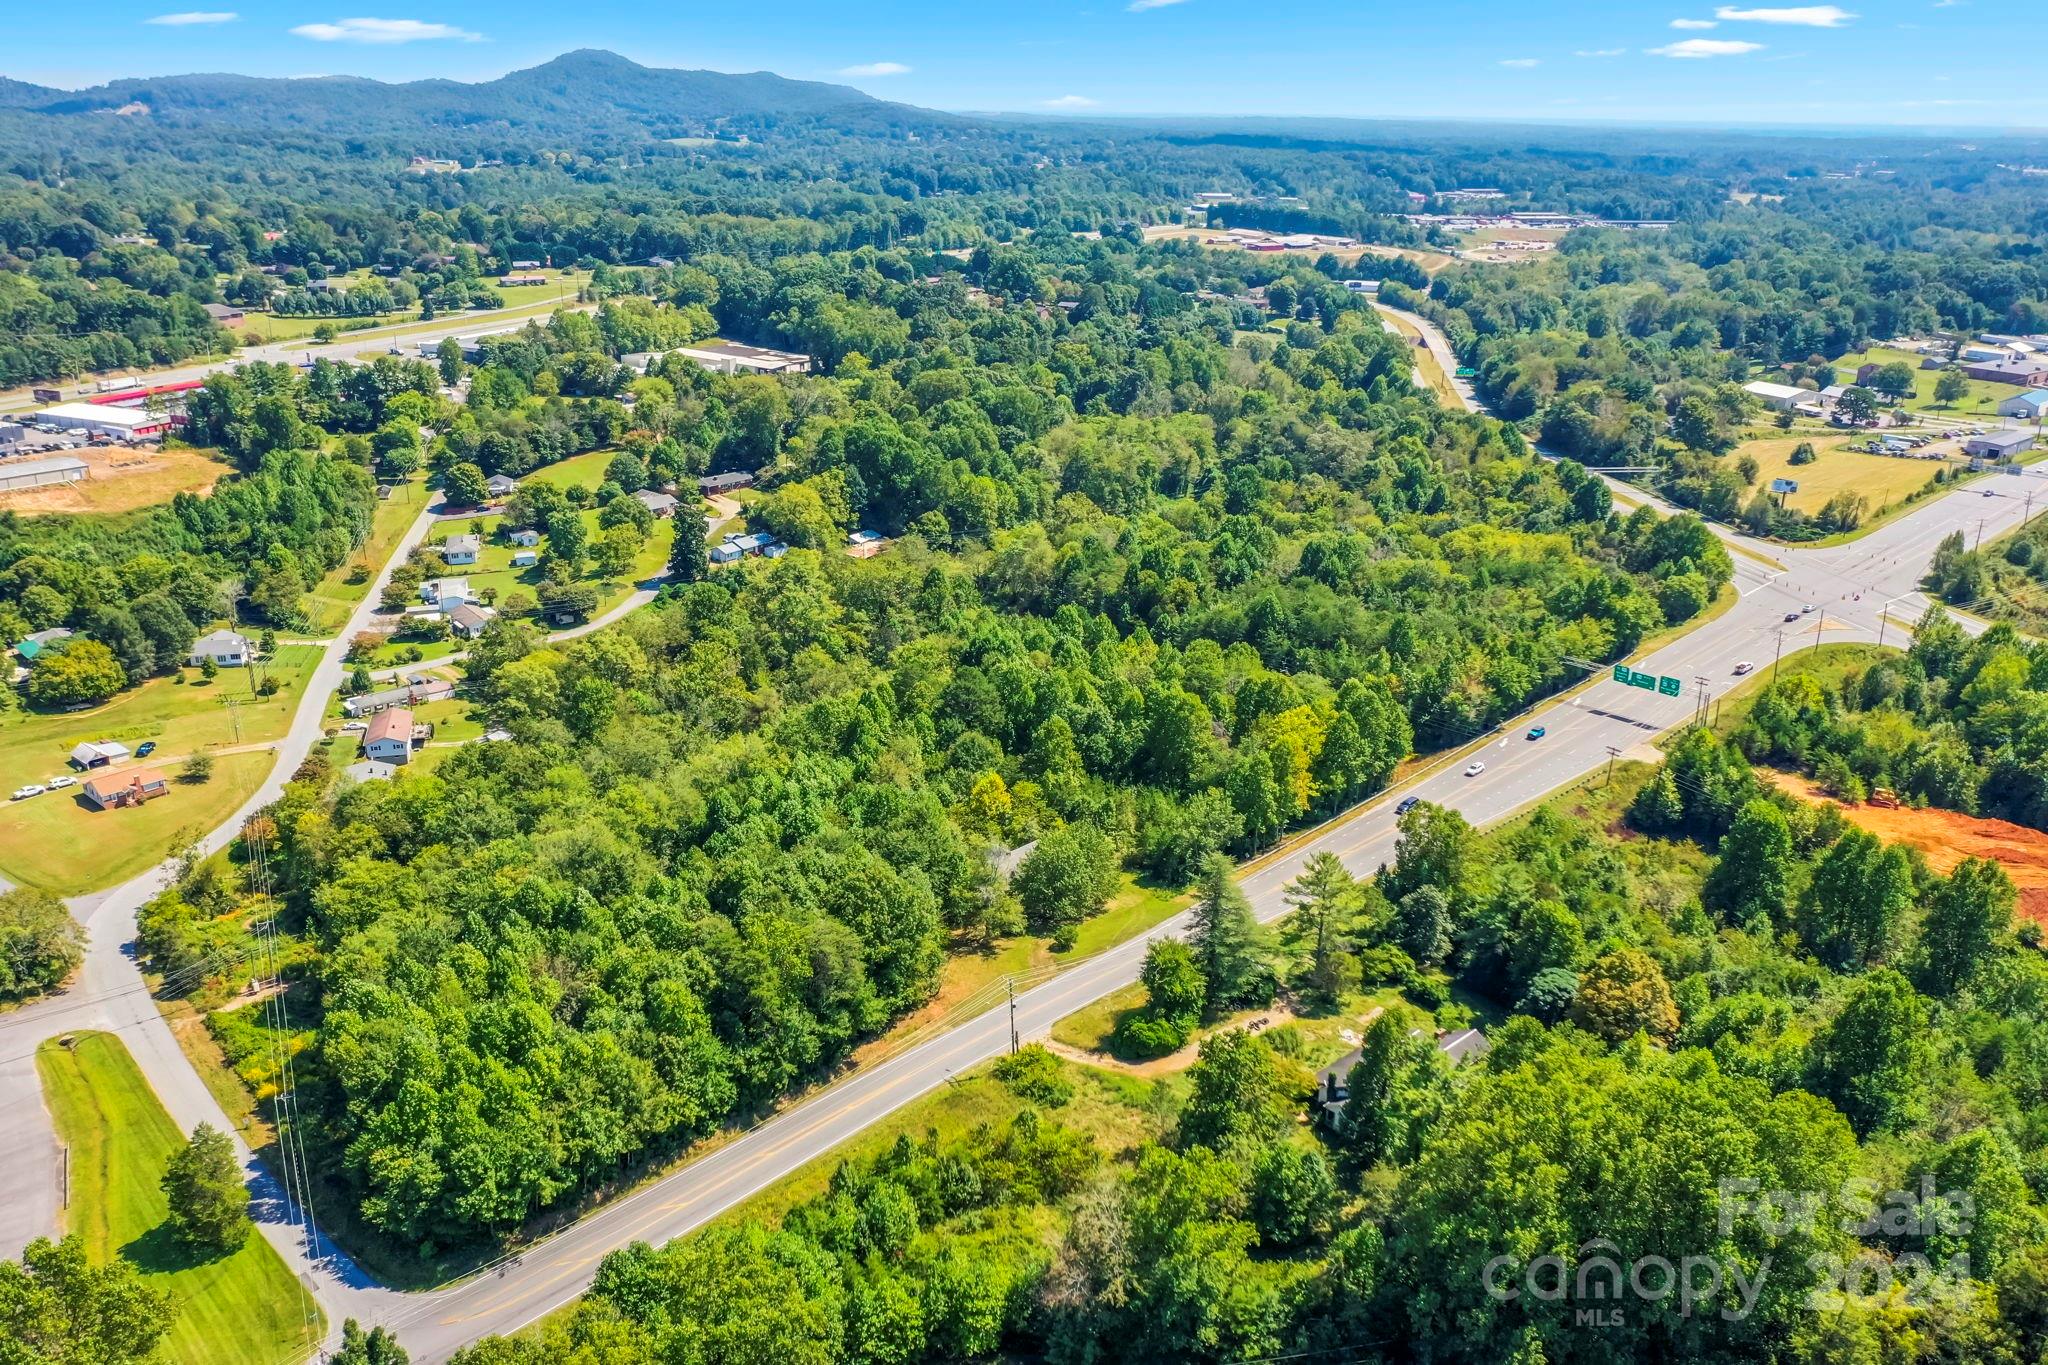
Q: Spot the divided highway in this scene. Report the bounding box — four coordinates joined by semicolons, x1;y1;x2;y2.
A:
1;303;2039;1362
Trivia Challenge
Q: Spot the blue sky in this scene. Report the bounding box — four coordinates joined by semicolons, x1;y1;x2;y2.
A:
12;1;2039;129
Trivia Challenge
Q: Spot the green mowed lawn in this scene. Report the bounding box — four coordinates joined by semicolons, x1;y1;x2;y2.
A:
409;696;485;743
0;749;275;894
1827;346;2020;419
1730;431;1950;518
36;1032;322;1365
422;504;673;617
519;447;616;494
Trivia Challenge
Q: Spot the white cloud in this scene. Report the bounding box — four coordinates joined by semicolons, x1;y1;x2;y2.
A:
1671;17;1719;27
1499;57;1541;67
1714;4;1856;24
838;61;910;77
1574;48;1627;57
1041;94;1098;108
1127;0;1189;9
290;17;483;43
145;10;237;23
1650;37;1766;55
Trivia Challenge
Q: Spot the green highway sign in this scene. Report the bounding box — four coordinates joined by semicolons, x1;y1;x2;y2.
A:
1612;664;1629;683
1629;670;1656;690
1658;675;1682;697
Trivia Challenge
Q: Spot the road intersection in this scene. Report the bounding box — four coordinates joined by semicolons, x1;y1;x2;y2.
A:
0;309;2039;1360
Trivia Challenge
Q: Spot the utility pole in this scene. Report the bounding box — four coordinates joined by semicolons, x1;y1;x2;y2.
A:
1007;978;1018;1055
1976;517;1987;551
1694;676;1711;729
1813;609;1825;651
222;697;242;744
1604;745;1621;785
1771;628;1787;680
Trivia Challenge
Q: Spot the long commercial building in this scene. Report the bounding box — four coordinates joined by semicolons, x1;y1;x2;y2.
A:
0;455;88;492
32;402;178;440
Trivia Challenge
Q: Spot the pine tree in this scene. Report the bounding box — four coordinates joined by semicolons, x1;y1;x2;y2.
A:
160;1123;250;1253
1188;854;1270;1014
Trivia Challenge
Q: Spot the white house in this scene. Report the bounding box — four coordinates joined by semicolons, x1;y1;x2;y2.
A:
421;576;472;609
187;628;253;668
363;707;416;765
443;534;482;565
448;603;496;639
486;474;518;498
1998;389;2048;421
508;527;541;546
510;549;539;568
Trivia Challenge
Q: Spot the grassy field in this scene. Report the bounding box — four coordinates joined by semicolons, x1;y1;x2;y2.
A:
417;504;673;621
0;749;275;894
236;270;583;345
1706;641;1897;738
0;644;321;892
1730;431;1951;519
301;476;429;634
0;445;227;517
36;1032;322;1365
520;448;616;493
1373;307;1460;406
1826;346;2018;419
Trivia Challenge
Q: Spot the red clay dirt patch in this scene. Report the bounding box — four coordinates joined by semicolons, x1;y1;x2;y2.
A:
1767;771;2048;928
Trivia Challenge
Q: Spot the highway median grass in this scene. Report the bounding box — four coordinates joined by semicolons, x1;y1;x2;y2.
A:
35;1031;321;1365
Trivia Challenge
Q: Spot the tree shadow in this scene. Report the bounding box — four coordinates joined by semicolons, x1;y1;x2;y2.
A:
120;1219;239;1274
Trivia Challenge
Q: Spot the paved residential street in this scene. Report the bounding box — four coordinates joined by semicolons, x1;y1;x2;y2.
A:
0;305;2036;1361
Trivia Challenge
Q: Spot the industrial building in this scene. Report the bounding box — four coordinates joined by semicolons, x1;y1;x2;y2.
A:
1964;430;2037;460
32;403;175;440
674;342;813;376
0;455;89;493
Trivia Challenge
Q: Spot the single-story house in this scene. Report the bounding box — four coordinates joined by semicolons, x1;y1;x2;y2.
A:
726;532;773;555
633;489;679;517
510;259;542;269
1961;345;2011;363
448;603;496;638
508;527;541;546
510;549;539;568
443;533;482;565
498;274;547;287
188;628;253;668
1742;380;1809;412
16;628;73;661
710;542;743;564
1998;389;2048;421
762;541;789;559
486;474;519;498
421;576;472;608
341;677;455;718
344;759;398;783
1819;384;1849;405
1316;1026;1491;1131
698;472;757;495
846;529;883;548
70;739;132;769
363;707;417;765
82;767;170;810
1964;430;2037;460
202;303;247;326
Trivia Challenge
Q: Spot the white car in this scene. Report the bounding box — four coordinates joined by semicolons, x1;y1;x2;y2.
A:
1733;661;1755;675
341;719;368;732
46;774;76;789
1463;761;1487;777
11;784;46;800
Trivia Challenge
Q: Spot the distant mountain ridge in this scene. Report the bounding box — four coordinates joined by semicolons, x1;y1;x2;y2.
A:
0;50;934;144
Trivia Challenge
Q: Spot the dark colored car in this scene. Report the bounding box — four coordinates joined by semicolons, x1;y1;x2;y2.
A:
1395;796;1420;815
134;740;156;757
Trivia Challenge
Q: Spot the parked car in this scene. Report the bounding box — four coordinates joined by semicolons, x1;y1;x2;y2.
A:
1526;726;1546;740
341;720;367;732
1734;661;1755;675
11;785;45;800
134;740;157;757
46;775;75;789
1463;761;1487;777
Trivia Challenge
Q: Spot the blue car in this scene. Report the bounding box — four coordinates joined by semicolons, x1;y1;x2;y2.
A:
1526;726;1546;741
134;741;156;758
1395;796;1419;815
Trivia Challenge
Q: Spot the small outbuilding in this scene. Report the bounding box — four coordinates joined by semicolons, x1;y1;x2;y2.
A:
70;739;131;770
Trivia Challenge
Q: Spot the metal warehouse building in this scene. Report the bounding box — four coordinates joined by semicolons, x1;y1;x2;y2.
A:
33;402;174;440
0;455;88;492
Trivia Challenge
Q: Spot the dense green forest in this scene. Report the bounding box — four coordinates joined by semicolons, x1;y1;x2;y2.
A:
122;227;1740;1256
447;744;2048;1365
